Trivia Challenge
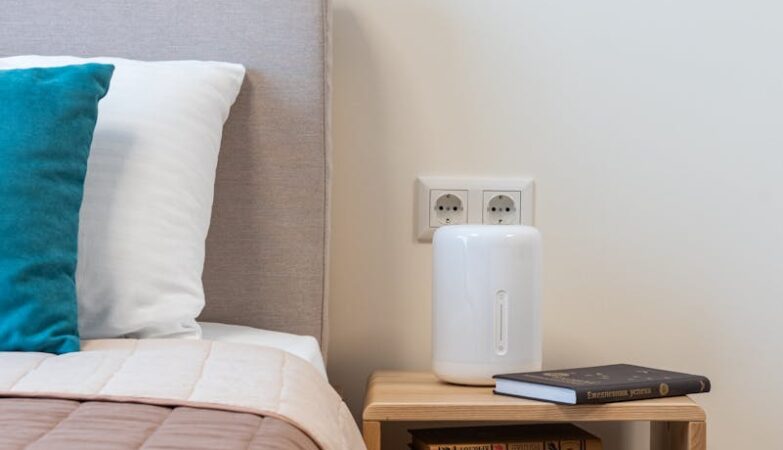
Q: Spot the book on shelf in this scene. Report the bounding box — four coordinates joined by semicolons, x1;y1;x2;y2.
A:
494;364;710;405
409;423;602;450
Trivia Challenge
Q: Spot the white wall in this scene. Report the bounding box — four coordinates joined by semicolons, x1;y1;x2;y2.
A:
327;1;783;448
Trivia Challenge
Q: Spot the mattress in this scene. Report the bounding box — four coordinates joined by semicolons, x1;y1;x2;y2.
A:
199;322;327;378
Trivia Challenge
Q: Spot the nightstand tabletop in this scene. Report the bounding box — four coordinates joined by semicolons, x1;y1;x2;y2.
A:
363;370;706;423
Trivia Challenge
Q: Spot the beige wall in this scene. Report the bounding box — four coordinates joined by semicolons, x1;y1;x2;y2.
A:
327;1;783;448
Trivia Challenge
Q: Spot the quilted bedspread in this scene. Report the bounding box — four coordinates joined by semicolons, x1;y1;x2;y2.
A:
0;339;365;449
0;398;319;449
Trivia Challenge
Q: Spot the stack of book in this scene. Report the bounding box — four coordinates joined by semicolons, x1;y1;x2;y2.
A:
409;424;602;450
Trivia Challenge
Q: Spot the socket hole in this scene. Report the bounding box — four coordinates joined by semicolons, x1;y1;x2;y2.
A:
438;206;443;211
491;207;496;212
505;207;510;212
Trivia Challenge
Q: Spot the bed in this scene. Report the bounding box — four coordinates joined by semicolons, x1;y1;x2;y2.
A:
0;1;364;448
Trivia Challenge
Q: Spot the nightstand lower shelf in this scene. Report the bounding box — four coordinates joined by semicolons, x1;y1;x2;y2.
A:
362;371;706;450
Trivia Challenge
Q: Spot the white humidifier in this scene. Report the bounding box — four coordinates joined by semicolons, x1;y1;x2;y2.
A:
432;225;542;386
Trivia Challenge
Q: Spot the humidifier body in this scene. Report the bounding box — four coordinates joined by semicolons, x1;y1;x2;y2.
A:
432;225;542;386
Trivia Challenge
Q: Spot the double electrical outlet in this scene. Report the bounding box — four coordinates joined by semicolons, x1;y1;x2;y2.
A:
417;176;534;242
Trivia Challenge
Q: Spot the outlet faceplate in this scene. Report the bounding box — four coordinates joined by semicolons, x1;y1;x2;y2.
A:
417;176;534;241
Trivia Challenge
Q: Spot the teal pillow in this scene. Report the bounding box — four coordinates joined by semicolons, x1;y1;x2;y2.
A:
0;64;113;354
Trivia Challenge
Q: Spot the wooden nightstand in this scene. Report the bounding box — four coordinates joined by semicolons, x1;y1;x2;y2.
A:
362;371;706;450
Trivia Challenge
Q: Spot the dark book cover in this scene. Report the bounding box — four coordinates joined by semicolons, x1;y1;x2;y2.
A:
494;364;710;404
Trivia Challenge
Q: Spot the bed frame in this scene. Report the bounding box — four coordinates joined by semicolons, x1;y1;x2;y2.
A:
0;0;332;353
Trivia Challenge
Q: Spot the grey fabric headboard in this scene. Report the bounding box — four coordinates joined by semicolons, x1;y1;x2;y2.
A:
1;0;332;352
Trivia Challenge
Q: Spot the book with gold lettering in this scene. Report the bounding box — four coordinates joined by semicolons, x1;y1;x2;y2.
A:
409;424;602;450
494;364;710;405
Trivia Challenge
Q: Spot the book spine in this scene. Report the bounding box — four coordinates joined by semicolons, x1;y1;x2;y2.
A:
418;445;504;450
575;376;711;404
457;445;505;450
451;445;504;450
508;442;545;450
420;439;601;450
413;441;456;450
509;438;601;450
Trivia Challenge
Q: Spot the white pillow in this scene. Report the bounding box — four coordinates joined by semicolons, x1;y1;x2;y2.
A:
0;56;245;339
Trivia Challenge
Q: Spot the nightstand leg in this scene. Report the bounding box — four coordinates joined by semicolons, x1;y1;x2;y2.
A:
650;421;706;450
363;420;381;450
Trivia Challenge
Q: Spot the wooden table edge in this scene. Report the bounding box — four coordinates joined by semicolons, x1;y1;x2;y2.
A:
362;402;706;422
